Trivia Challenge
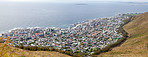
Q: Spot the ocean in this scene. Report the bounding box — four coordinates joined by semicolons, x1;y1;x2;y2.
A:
0;2;148;34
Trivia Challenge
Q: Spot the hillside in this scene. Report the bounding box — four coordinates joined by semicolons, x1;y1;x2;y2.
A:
0;43;71;57
1;12;148;57
98;12;148;57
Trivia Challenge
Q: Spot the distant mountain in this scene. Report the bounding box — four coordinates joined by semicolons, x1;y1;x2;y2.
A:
98;12;148;57
123;2;148;5
75;3;88;5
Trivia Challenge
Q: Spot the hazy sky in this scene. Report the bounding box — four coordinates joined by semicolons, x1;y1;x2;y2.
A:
0;0;148;2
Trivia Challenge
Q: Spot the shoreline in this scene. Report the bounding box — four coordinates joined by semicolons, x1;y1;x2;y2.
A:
1;13;140;57
0;12;141;35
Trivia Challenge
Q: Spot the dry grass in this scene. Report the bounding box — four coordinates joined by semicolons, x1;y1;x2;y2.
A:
0;37;15;57
97;12;148;57
0;44;71;57
98;34;148;57
0;37;71;57
10;48;71;57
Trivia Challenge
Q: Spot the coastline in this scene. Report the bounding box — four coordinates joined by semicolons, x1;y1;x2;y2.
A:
0;12;141;35
1;13;140;57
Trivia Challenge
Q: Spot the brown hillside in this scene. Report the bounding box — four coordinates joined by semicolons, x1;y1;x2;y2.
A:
0;43;71;57
98;12;148;57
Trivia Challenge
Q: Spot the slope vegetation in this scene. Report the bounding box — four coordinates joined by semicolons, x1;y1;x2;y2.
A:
98;12;148;57
0;42;71;57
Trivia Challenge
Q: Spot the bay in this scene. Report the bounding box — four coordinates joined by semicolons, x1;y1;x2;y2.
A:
0;2;148;33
